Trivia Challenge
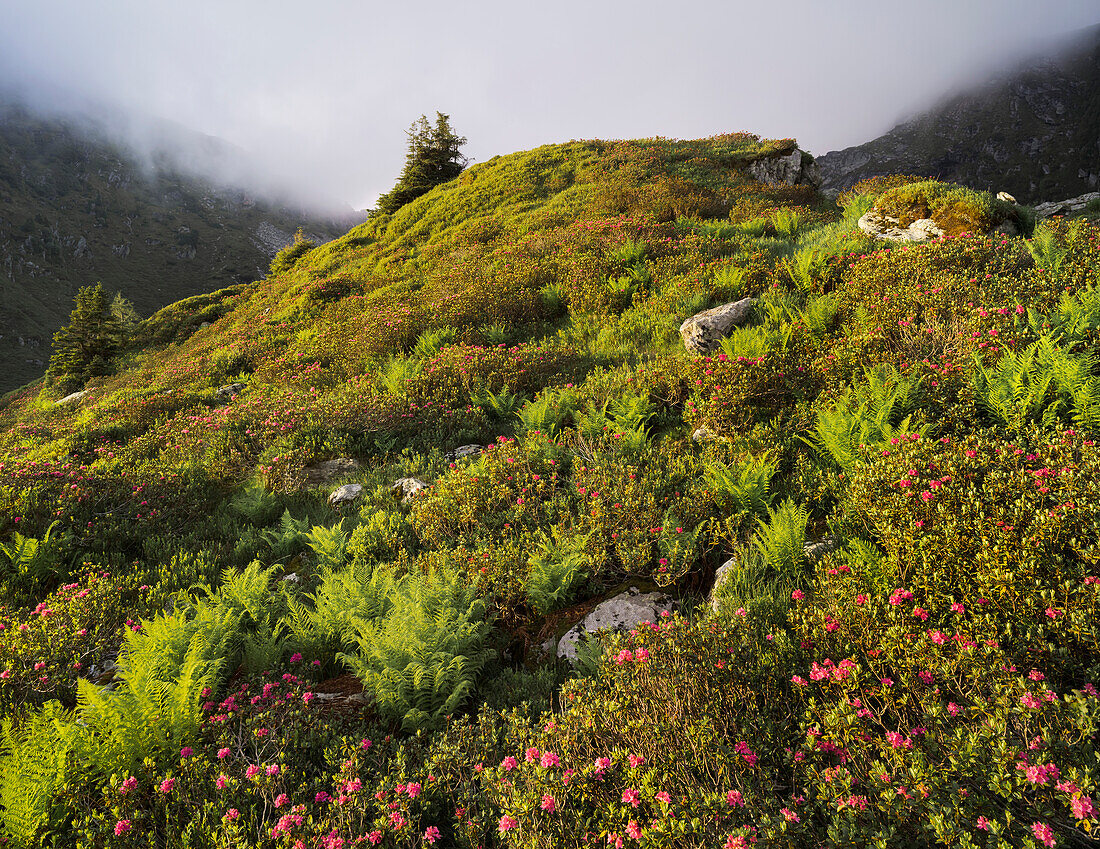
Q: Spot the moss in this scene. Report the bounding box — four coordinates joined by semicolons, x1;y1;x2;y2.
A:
873;180;1019;236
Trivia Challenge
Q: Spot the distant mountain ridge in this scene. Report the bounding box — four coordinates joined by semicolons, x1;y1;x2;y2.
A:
816;24;1100;202
0;100;359;395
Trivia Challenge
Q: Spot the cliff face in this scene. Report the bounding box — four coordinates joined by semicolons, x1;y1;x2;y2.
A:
816;25;1100;202
0;102;356;395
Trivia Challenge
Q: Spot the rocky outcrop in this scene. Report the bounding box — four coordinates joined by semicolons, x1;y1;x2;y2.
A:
1033;191;1100;219
815;26;1100;202
747;149;820;188
444;444;484;463
858;210;946;243
680;297;756;354
557;586;675;662
55;390;89;406
215;383;246;402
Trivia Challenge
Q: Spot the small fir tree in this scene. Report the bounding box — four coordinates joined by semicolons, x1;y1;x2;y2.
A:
47;283;122;389
374;112;468;215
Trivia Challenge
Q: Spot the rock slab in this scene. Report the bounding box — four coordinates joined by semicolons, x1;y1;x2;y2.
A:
557;587;675;662
328;484;363;507
679;297;757;354
392;477;428;504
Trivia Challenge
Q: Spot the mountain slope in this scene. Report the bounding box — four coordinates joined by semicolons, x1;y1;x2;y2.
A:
816;24;1100;201
0;101;356;394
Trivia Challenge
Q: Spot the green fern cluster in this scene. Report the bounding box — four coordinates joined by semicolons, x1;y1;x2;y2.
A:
0;703;70;847
806;364;925;471
517;387;579;435
525;526;592;615
339;566;495;732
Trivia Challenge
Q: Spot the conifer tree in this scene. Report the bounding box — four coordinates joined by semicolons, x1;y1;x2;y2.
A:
374;112;468;215
47;282;122;388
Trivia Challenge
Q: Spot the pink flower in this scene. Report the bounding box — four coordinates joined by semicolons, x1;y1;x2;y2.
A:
266;764;280;777
368;831;382;845
290;652;303;663
781;807;800;822
218;747;230;759
976;816;991;831
634;648;650;662
158;777;175;794
726;790;745;807
215;774;229;789
406;781;422;798
628;754;645;768
1046;607;1062;619
1031;821;1055;847
627;820;643;839
950;602;965;614
275;793;290;808
656;790;671;803
423;826;441;844
500;756;518;771
1021;692;1042;710
180;747;193;759
912;606;928;621
791;590;804;600
1072;795;1095;820
594;757;611;776
525;747;540;763
540;751;559;768
622;787;641;807
498;815;519;832
224;808;240;822
114;820;131;836
119;776;137;794
541;794;556;812
246;765;260;778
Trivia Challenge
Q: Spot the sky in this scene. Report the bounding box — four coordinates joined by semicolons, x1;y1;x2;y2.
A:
1;0;1097;211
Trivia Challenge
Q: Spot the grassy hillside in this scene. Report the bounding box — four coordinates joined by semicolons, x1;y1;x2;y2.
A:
0;101;354;394
0;134;1097;848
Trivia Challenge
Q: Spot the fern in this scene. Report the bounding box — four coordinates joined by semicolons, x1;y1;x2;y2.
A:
1025;224;1068;274
608;239;647;266
797;294;838;340
517;387;578;435
286;561;395;653
703;454;776;517
0;703;71;847
338;567;495;732
412;326;456;361
971;341;1057;431
772;208;801;239
782;246;824;293
752;498;809;588
261;509;311;562
525;526;592;615
712;264;747;298
480;323;509;345
805;364;925;471
305;519;351;571
379;355;421;397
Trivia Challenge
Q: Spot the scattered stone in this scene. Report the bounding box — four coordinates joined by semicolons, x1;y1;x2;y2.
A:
679;297;757;354
444;444;484;463
996;191;1017;204
281;573;301;584
328;483;363;507
709;556;739;612
215;383;246;401
392;477;428;504
303;457;361;487
557;587;675;662
692;426;714;444
803;536;840;564
1032;191;1100;219
55;390;88;406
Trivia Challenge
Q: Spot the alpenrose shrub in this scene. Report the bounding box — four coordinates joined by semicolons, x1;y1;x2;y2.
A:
0;569;147;711
838;428;1100;612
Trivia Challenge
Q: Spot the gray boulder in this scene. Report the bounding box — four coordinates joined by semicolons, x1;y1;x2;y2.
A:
55;390;88;406
858;210;945;243
392;477;428;504
328;483;363;507
304;457;361;487
557;587;674;662
1033;191;1100;219
215;383;246;402
444;444;484;463
680;297;757;354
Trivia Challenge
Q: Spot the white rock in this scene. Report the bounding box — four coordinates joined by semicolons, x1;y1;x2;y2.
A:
328;483;363;507
679;297;757;354
710;556;738;612
392;477;428;504
55;390;88;406
997;191;1017;204
557;587;674;662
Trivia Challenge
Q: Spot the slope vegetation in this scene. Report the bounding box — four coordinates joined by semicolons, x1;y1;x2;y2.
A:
0;136;1097;848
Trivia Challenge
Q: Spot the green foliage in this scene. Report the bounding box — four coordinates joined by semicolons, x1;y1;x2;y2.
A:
412;326;457;360
0;521;64;602
516;386;578;434
806;364;925;471
46;282;123;390
0;702;71;847
772;207;802;238
286;561;395;657
1025;222;1069;273
375;112;468;215
268;228;317;277
339;566;495;732
703;452;776;517
525;525;592;615
873;180;1017;237
751;498;809;588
